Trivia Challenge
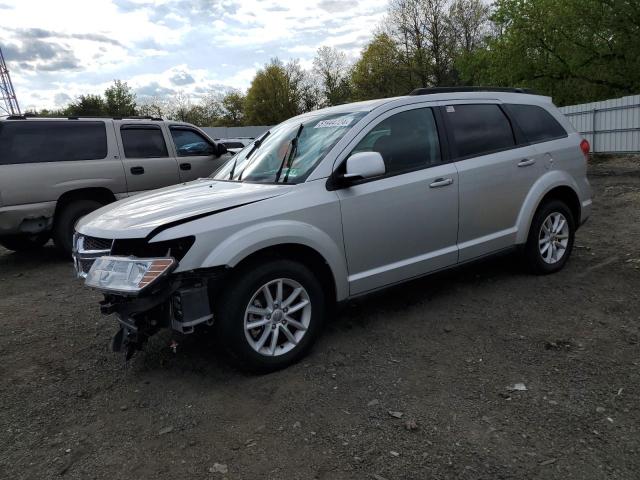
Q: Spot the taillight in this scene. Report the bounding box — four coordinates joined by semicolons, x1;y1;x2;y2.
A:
580;139;590;159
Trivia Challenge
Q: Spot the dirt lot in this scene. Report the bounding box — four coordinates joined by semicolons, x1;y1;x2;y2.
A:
1;156;639;480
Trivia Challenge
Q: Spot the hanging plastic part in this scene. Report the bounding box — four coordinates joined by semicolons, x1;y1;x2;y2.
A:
169;339;178;354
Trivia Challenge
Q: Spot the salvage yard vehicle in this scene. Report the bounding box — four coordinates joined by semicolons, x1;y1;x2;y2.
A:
73;87;592;371
0;116;230;255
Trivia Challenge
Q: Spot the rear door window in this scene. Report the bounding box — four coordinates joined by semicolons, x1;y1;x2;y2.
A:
506;104;567;143
0;121;107;165
170;127;215;156
445;104;515;159
121;125;168;158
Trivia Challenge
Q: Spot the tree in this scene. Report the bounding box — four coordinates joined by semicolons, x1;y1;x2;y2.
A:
219;89;246;126
313;46;352;106
351;33;411;100
244;59;314;125
104;80;137;117
387;0;456;88
65;94;106;116
463;0;640;105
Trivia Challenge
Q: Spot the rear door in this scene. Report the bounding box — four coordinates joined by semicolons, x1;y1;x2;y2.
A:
168;126;229;180
442;102;544;261
117;123;181;194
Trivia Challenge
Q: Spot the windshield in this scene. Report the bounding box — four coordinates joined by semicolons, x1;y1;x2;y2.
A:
213;111;366;184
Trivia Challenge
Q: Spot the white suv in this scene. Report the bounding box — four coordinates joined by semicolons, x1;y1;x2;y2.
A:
73;88;592;371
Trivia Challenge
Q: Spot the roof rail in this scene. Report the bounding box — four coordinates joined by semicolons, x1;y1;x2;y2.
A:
66;115;164;121
409;86;536;96
6;115;27;120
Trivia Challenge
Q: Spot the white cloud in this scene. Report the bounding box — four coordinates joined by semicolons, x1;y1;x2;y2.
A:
1;0;388;110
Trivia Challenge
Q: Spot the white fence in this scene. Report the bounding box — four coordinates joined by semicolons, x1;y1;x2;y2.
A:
560;94;640;153
201;125;270;140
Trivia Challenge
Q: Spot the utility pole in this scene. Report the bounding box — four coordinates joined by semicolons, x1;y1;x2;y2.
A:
0;47;21;116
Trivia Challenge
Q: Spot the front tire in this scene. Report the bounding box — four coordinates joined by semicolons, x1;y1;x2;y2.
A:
53;200;103;256
215;259;326;373
525;199;575;274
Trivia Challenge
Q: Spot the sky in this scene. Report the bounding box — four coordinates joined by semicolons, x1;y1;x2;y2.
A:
0;0;388;111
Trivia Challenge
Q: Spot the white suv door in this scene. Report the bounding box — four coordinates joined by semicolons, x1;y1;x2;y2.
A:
335;105;459;295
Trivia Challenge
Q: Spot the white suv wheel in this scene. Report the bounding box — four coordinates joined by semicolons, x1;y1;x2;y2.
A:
538;212;570;264
244;278;312;357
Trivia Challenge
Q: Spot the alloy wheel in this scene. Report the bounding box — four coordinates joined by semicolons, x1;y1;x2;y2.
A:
243;278;312;356
538;212;570;264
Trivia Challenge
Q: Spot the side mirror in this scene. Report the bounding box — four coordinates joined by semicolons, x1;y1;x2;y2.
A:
215;143;228;157
343;151;386;180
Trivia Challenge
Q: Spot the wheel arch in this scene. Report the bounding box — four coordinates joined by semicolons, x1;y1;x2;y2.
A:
229;243;338;304
196;221;349;301
516;171;581;244
54;187;116;219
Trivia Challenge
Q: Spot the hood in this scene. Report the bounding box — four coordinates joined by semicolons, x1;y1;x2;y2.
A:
77;179;294;239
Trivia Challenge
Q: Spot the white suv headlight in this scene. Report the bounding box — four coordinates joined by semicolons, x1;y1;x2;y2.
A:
85;256;176;294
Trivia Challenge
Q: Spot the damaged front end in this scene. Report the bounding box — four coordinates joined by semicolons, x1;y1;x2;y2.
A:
73;233;225;359
99;273;218;359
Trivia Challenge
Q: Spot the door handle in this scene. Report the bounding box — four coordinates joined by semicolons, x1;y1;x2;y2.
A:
130;166;144;175
429;177;453;188
180;163;192;171
518;158;536;167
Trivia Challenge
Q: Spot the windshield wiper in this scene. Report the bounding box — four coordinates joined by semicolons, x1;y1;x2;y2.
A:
229;130;270;180
275;124;303;183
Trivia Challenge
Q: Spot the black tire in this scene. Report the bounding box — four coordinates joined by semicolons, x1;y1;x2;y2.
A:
525;199;575;275
215;258;326;373
52;200;103;256
0;232;50;252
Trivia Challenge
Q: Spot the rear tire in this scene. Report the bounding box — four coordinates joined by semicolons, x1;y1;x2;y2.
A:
215;258;326;373
0;232;50;252
525;199;575;275
53;200;103;256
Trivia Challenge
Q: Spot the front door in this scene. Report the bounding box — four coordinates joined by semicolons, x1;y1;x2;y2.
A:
118;123;181;195
336;105;459;295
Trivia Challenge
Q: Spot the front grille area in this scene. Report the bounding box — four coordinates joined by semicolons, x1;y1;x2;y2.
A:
83;235;113;251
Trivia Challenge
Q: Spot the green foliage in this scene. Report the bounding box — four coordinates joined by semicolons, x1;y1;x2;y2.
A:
65;94;106;117
219;89;246;126
104;80;137;116
351;33;412;100
313;46;353;106
461;0;640;105
244;59;315;124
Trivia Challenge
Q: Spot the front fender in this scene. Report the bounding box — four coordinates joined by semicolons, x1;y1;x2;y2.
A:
202;220;349;301
515;170;581;244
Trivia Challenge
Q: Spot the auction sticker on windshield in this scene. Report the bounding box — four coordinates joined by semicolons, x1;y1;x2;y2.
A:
314;117;353;128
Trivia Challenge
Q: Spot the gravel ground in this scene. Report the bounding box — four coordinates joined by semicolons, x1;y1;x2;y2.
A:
1;155;639;480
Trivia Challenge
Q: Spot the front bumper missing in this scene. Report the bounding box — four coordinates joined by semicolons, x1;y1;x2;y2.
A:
100;277;215;357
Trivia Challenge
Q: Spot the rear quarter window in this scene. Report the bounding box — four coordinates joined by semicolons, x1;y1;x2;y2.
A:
0;121;108;165
445;104;516;159
506;104;568;143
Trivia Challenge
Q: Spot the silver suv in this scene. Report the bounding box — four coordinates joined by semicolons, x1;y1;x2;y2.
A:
73;88;592;371
0;116;229;255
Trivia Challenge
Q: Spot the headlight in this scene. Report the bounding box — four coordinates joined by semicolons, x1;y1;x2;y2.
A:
84;256;175;294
